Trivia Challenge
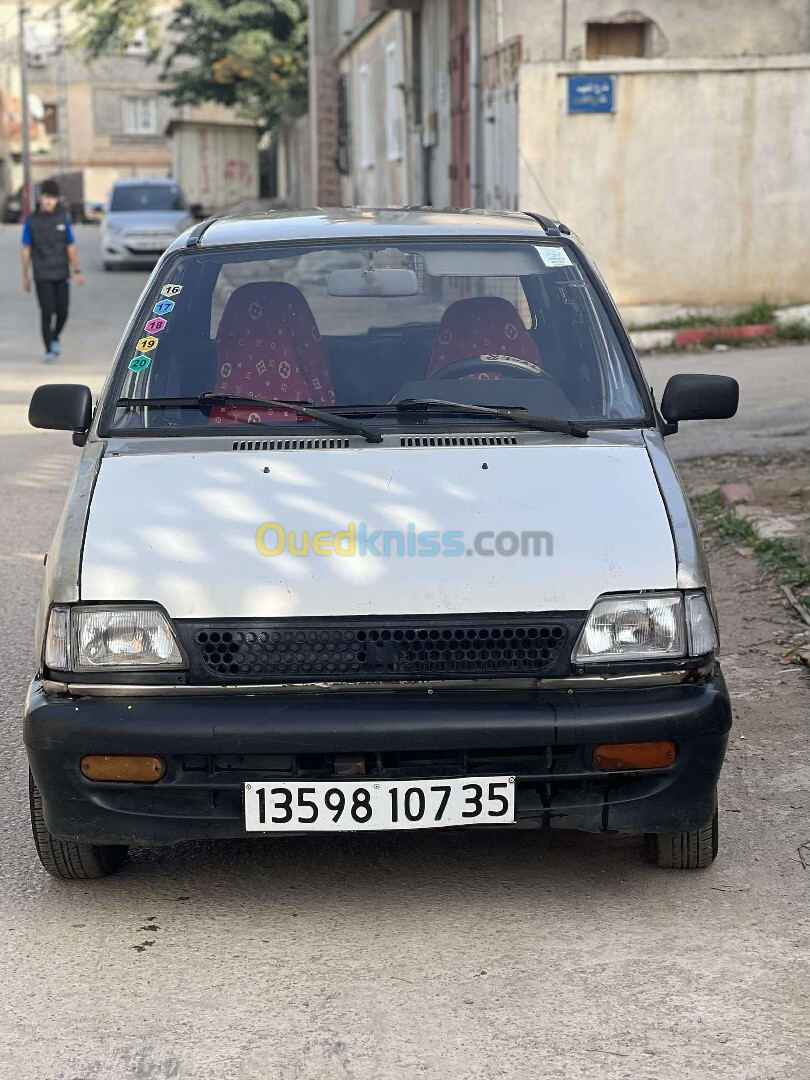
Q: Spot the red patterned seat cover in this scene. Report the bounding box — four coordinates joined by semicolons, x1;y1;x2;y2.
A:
210;282;334;426
427;296;542;378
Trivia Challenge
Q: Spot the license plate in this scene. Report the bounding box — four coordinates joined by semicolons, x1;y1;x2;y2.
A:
129;236;164;250
243;776;515;832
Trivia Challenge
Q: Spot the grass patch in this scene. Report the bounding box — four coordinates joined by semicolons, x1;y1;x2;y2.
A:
776;320;810;342
729;298;776;326
692;490;810;604
635;298;777;332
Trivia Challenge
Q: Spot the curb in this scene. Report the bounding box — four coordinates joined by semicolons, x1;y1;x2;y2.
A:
673;324;774;347
630;323;777;354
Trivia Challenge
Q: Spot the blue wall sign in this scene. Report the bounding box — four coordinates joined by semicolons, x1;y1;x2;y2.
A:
568;75;616;114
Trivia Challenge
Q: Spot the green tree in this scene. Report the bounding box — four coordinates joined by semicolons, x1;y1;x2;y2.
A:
73;0;308;130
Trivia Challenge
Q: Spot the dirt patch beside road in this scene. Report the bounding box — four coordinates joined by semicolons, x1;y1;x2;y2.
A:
677;452;810;906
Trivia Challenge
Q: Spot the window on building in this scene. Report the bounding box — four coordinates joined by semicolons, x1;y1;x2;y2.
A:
43;103;59;136
337;74;350;176
385;41;404;162
358;65;373;169
125;27;150;56
585;20;647;59
122;95;158;135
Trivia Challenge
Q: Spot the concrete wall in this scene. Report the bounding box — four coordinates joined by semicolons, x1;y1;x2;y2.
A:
338;11;414;205
419;0;452;206
481;0;810;62
276;113;312;207
519;56;810;308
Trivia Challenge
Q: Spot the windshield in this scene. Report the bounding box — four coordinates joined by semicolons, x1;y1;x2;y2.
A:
109;184;186;213
105;240;648;434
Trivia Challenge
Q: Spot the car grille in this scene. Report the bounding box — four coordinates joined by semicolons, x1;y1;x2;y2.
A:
179;614;584;684
178;746;581;780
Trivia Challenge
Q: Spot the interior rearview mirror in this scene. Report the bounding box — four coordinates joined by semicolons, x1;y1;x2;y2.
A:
327;268;418;297
660;374;739;430
29;384;93;445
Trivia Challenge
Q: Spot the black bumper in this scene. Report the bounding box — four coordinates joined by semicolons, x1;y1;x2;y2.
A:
24;671;732;846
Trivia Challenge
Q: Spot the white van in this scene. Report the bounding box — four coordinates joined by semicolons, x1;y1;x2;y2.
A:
26;208;738;879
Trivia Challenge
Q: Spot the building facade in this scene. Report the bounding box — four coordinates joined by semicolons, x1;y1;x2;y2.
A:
308;0;810;314
0;0;246;212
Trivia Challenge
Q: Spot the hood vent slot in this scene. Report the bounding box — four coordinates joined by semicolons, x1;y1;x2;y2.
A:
400;435;518;448
233;438;352;452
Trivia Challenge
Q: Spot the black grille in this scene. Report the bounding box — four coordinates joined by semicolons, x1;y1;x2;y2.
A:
182;614;582;684
232;437;351;451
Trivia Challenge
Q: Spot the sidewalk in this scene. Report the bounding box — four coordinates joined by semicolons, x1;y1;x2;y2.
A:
630;304;810;353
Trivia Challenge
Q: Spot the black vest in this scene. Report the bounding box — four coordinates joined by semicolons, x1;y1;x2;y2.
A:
27;207;71;281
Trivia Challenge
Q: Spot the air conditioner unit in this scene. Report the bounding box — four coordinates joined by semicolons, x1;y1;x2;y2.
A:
126;29;150;56
27;51;49;69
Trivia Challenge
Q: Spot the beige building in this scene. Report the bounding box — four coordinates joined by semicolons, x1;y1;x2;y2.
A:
0;0;242;211
308;0;810;315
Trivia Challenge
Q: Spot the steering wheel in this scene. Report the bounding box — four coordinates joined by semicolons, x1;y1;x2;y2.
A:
428;354;569;401
429;355;545;381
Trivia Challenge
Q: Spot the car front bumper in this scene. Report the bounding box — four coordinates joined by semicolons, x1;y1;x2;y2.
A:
102;236;171;266
25;670;732;846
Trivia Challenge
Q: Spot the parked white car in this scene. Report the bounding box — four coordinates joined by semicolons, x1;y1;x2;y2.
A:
28;208;739;879
101;178;199;270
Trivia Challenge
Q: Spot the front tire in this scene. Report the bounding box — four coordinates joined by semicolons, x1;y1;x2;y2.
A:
29;771;129;881
643;806;719;868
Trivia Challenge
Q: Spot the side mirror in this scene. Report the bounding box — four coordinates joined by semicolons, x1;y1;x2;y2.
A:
190;203;205;219
660;374;739;432
29;384;93;445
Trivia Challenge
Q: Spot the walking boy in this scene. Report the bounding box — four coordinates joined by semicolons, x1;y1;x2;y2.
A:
21;179;85;363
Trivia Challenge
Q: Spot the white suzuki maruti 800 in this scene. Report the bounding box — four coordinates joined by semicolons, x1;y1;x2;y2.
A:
26;209;739;879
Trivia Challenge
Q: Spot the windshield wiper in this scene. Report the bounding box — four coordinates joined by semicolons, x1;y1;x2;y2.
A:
115;394;383;444
396;398;589;438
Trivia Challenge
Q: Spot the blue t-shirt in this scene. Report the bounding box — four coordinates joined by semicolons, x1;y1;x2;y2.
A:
22;216;75;245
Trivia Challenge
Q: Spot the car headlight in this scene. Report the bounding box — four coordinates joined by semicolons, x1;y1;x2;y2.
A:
572;591;718;664
104;223;123;237
44;605;185;672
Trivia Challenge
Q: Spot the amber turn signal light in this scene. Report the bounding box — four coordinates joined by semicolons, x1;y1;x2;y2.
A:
80;755;165;783
593;741;676;772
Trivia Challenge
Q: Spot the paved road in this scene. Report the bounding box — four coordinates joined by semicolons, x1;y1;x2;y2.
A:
641;345;810;461
0;226;808;1079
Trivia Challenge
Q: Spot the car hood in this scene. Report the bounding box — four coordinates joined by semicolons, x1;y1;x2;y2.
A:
80;441;676;618
105;210;190;232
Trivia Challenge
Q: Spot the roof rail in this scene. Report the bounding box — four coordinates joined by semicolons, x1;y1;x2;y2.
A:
523;211;571;237
186;215;219;247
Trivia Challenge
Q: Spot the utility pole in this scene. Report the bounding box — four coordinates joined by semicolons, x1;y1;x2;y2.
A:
55;1;69;172
17;0;32;217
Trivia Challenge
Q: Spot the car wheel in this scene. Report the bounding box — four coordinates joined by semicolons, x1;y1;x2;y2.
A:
103;261;116;272
643;805;718;868
29;770;129;881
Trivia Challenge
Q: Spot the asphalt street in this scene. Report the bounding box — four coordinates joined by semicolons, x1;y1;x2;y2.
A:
0;226;808;1080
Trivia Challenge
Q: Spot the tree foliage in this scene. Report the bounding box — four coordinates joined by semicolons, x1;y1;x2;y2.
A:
73;0;308;131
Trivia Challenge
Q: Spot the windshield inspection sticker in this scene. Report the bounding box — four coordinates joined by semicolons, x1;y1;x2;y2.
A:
128;355;151;373
161;284;183;298
136;336;160;353
153;299;175;317
538;247;573;268
144;317;167;335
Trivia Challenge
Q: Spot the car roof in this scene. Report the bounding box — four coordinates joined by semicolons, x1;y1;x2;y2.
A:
112;178;179;188
177;207;561;251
